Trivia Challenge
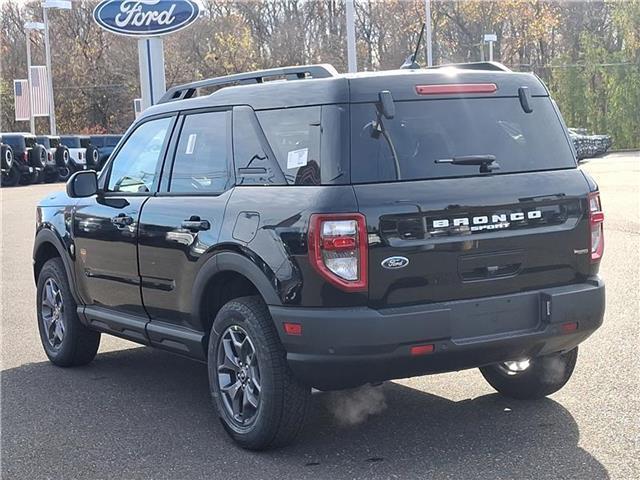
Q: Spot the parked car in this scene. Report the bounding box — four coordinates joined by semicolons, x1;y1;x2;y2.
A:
33;63;605;450
1;138;15;185
568;128;612;160
90;134;123;170
36;135;72;183
59;135;99;171
1;133;44;186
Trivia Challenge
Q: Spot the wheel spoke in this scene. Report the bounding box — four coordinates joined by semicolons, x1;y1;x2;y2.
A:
222;339;239;368
244;386;259;409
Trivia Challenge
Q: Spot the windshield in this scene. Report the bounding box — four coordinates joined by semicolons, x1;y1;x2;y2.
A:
350;97;575;183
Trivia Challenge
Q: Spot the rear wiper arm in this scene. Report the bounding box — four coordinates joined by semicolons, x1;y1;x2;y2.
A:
435;155;500;173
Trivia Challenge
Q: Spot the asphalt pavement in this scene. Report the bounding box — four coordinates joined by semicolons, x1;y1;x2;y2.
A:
1;152;638;479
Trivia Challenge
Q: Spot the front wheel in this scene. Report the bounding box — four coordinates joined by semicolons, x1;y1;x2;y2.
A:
208;296;310;450
37;258;101;366
480;347;578;400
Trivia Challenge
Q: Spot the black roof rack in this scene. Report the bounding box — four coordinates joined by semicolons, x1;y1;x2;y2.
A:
158;64;339;104
426;61;511;72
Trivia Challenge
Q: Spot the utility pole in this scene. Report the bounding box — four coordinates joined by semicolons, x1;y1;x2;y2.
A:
346;0;357;73
425;0;433;67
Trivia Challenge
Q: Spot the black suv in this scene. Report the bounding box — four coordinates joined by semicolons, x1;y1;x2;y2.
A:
1;133;45;186
34;63;605;450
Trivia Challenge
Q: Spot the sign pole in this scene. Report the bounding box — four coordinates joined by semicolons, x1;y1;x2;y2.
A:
137;37;166;110
346;0;357;73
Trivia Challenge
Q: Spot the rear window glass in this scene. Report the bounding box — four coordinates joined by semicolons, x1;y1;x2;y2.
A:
80;138;91;148
257;107;322;185
3;136;25;149
50;138;60;148
60;137;80;148
90;137;105;147
24;137;36;148
350;97;575;183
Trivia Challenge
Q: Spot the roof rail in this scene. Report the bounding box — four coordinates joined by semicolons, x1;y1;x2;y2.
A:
158;64;339;104
427;61;511;72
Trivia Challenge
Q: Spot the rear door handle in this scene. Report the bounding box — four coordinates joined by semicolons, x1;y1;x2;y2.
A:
181;216;210;232
112;213;133;227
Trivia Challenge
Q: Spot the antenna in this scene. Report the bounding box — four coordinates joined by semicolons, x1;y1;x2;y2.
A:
401;23;426;69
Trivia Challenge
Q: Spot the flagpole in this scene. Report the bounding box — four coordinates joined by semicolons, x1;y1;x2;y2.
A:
43;7;56;135
25;29;35;134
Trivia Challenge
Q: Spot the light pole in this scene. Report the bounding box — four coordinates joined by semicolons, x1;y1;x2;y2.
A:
42;0;72;135
346;0;357;73
24;22;44;134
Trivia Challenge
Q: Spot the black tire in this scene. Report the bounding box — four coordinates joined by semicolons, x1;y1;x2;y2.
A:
85;146;99;168
57;166;72;182
44;168;60;183
29;145;46;168
36;257;101;366
1;144;13;169
19;170;40;185
208;296;310;450
480;347;578;400
1;164;21;187
55;146;70;167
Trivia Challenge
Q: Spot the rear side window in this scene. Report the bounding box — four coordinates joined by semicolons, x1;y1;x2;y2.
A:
3;137;25;149
257;107;322;185
169;111;230;194
350;97;575;183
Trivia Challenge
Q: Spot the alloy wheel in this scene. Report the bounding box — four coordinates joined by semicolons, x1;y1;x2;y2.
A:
217;325;261;425
41;277;65;349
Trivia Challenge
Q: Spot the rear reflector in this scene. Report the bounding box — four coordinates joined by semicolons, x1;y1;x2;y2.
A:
561;322;578;333
410;344;435;356
588;192;605;262
283;322;302;336
416;83;497;95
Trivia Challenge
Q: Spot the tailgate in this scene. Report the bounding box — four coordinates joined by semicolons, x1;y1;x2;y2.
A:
355;169;592;308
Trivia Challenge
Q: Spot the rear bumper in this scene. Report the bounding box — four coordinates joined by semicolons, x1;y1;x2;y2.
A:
270;277;605;390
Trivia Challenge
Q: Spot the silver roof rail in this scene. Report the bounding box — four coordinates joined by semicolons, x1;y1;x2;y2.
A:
158;64;339;104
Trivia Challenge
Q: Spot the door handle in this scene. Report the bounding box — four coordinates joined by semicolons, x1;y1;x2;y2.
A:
112;213;133;226
181;216;210;232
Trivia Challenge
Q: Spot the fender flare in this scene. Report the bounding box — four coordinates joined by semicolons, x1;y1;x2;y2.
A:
33;228;82;304
191;250;281;327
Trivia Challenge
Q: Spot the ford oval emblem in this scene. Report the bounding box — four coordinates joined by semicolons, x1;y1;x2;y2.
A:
381;256;409;269
93;0;203;37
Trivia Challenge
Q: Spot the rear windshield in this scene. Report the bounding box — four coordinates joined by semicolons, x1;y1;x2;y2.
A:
24;137;37;148
60;137;80;148
80;138;91;148
350;97;575;183
50;137;60;148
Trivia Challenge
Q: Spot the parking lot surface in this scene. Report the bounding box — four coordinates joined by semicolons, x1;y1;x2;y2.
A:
1;152;638;479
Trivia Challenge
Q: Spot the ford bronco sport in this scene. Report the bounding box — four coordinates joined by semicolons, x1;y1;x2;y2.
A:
34;63;605;450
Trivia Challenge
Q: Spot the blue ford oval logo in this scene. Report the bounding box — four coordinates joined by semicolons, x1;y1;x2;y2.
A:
381;256;409;269
93;0;203;37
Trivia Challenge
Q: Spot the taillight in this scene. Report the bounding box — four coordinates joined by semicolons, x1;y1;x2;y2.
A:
308;213;368;292
588;192;604;262
48;152;52;161
23;152;28;162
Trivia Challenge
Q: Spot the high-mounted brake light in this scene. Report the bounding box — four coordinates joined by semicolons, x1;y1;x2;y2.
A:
588;192;605;262
309;213;368;292
416;83;497;95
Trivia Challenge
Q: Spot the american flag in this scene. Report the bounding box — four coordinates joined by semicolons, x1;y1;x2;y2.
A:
30;66;50;117
14;79;30;121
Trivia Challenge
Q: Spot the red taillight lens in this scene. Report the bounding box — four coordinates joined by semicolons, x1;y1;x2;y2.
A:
283;322;302;336
309;213;368;292
23;152;28;162
48;152;52;161
416;83;497;95
588;192;604;262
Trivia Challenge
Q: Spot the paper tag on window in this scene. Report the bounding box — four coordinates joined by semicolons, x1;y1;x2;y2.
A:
185;134;197;155
287;148;308;169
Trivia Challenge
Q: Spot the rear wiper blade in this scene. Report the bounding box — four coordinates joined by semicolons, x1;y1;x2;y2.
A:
435;154;500;173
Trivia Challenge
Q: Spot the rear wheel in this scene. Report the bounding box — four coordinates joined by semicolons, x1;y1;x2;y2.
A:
1;164;21;187
480;347;578;399
208;296;310;450
37;258;101;366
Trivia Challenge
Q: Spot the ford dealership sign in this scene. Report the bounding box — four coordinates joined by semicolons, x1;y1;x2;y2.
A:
93;0;202;37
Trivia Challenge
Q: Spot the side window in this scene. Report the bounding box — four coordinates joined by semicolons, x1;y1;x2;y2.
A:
257;107;321;185
107;117;172;193
233;106;285;186
169;111;229;193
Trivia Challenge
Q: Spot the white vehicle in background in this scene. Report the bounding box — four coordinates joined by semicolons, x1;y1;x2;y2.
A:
36;135;72;182
59;135;99;172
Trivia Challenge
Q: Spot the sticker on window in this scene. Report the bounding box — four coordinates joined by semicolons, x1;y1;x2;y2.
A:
287;148;308;169
185;134;197;155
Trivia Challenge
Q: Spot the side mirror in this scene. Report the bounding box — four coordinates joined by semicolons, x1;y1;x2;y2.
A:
377;90;395;119
66;170;98;198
